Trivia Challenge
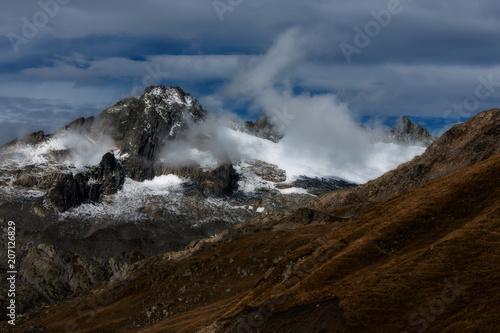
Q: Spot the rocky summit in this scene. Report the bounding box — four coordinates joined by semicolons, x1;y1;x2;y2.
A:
389;115;435;145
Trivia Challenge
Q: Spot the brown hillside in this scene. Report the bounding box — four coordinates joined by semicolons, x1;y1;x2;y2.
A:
307;108;500;217
9;153;500;331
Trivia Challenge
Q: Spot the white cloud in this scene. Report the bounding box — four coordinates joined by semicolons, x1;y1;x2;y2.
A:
156;28;428;183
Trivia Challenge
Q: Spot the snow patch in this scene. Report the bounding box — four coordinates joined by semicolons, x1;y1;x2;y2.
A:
278;187;311;195
141;174;183;190
61;175;185;221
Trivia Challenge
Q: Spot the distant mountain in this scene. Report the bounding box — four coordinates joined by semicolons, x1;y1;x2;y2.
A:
360;115;435;146
8;108;499;332
308;108;500;216
388;116;435;145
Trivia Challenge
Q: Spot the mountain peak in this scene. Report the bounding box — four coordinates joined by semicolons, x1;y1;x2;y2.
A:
400;115;410;123
390;115;434;144
394;116;415;131
62;85;207;164
142;85;197;108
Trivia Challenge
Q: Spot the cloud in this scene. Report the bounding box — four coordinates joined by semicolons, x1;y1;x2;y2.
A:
2;0;500;146
21;54;247;84
157;28;427;183
159;114;242;168
219;28;428;182
0;130;116;169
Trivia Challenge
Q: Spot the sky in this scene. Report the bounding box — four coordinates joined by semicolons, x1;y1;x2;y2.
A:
1;0;500;145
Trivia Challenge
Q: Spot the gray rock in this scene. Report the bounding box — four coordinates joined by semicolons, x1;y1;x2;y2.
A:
244;113;284;143
389;116;435;145
48;153;125;212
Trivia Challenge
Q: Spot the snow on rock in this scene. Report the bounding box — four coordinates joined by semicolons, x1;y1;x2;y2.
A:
60;175;184;220
145;86;195;107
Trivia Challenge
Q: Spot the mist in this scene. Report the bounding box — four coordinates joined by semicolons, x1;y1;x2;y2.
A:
58;131;117;167
129;27;426;183
159;114;243;168
0;131;116;170
204;27;426;183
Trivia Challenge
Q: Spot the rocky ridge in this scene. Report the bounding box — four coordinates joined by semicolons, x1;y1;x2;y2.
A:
308;108;500;216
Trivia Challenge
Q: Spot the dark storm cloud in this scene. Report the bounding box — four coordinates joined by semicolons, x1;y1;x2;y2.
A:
1;0;500;143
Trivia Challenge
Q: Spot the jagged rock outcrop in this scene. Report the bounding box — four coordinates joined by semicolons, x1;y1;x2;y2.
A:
248;160;287;182
4;130;48;147
389;116;435;145
48;173;91;212
195;163;239;197
91;152;126;195
48;153;125;212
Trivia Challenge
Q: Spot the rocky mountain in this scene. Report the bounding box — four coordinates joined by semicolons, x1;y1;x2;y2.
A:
389;116;435;145
6;108;499;332
66;85;207;162
360;115;436;146
0;85;437;322
0;85;360;316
